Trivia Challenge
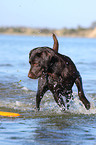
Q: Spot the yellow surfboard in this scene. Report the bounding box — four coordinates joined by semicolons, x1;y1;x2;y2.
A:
0;111;21;117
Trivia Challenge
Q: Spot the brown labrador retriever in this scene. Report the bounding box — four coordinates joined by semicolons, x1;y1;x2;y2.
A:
28;34;90;111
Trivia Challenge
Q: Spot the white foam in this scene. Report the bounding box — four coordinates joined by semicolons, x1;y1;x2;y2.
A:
15;101;21;106
21;86;29;91
42;93;96;115
69;97;96;115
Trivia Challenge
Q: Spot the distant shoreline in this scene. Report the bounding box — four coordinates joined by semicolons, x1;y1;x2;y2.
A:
0;27;96;38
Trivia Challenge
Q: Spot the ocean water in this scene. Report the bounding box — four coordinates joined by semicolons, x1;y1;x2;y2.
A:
0;34;96;145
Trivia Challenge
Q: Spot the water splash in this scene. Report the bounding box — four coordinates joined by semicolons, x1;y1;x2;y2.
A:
69;97;96;115
0;83;96;117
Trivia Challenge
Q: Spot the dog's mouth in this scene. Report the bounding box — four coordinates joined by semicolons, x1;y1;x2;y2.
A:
28;67;43;79
28;71;38;79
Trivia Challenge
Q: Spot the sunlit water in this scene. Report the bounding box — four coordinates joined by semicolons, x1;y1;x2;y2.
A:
0;35;96;145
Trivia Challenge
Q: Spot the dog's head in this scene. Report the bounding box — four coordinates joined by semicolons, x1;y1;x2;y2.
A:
28;46;63;79
28;34;60;79
28;47;53;79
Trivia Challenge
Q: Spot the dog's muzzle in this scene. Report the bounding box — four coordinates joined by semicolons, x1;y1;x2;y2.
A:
28;71;37;79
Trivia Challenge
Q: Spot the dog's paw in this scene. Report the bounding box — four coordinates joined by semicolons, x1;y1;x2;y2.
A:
67;104;70;110
85;102;90;110
35;107;40;111
60;106;66;112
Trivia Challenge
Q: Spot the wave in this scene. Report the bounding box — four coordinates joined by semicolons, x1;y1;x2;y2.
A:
0;63;13;67
0;84;96;118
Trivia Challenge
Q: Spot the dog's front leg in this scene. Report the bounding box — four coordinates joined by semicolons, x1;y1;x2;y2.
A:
75;75;90;110
36;76;48;111
52;91;66;111
65;90;73;110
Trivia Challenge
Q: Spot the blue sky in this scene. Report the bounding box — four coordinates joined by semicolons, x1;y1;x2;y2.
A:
0;0;96;29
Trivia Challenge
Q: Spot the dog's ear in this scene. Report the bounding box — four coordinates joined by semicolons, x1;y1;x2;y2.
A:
52;33;59;52
48;56;62;75
50;56;59;66
37;50;52;69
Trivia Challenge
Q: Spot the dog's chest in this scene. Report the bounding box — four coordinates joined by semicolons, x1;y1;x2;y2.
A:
47;75;74;92
48;76;63;89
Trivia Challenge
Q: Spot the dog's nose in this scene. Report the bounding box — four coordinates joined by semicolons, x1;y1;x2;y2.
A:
28;72;36;79
28;72;32;78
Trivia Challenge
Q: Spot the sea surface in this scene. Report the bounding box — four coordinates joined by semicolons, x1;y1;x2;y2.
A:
0;34;96;145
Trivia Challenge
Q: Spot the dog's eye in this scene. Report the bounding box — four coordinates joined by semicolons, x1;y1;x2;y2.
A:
33;63;38;66
36;53;41;57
